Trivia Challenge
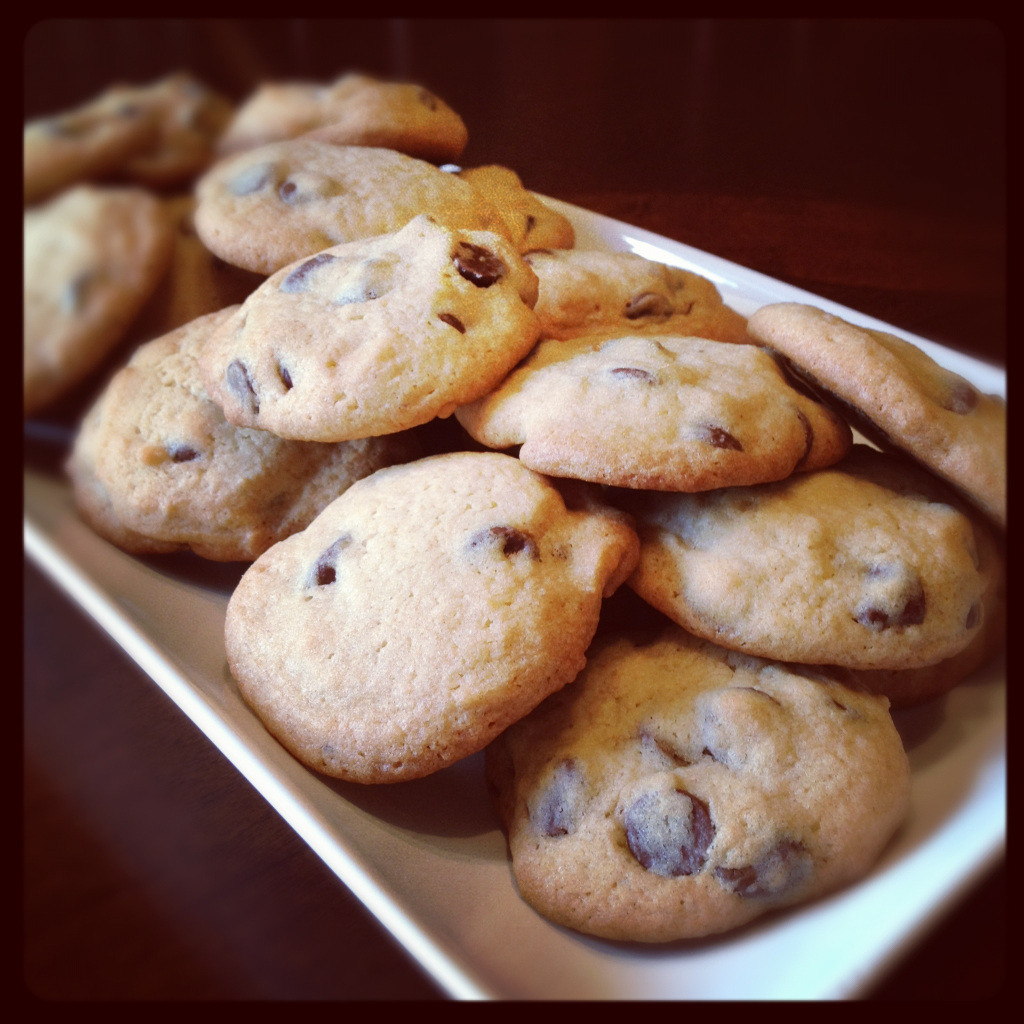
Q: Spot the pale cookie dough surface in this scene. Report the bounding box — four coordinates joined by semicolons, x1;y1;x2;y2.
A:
193;139;506;274
110;72;235;188
486;624;910;942
24;88;160;205
67;308;420;562
616;444;1004;672
523;248;750;343
225;451;640;783
747;302;1006;527
456;332;852;491
199;215;541;442
457;165;575;253
218;72;468;164
24;184;175;417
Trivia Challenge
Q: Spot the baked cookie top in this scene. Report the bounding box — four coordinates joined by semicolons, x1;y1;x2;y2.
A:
457;164;575;253
66;307;420;562
194;139;505;275
24;184;175;417
486;624;910;942
106;72;235;188
747;302;1006;528
224;450;640;783
523;248;750;343
616;444;1004;672
24;87;161;205
455;332;852;490
217;72;468;164
198;214;541;442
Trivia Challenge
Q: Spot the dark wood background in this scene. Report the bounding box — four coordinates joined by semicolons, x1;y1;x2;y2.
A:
23;18;1006;1004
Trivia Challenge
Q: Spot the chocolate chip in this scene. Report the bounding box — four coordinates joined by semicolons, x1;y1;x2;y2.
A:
714;839;812;898
438;313;466;333
966;601;981;630
466;525;539;559
277;361;293;390
167;443;199;463
624;291;673;319
530;759;585;836
696;425;743;451
228;161;275;196
856;565;927;630
311;534;353;587
944;380;979;414
608;366;659;384
225;359;259;416
453;242;505;287
279;252;338;293
624;787;715;877
60;271;97;314
793;409;815;468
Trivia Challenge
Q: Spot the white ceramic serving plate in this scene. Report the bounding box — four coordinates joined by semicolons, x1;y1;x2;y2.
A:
23;198;1006;1000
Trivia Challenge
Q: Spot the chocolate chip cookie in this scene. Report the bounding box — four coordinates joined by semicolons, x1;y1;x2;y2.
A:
747;302;1007;527
455;332;852;491
486;623;911;941
198;214;541;442
224;451;640;782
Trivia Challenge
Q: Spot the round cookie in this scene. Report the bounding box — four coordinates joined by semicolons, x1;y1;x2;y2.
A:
457;164;575;253
455;332;852;491
24;184;175;417
616;444;1004;673
486;623;911;942
198;214;541;442
109;72;235;189
224;450;641;783
66;307;421;562
24;88;161;205
194;138;506;275
523;248;750;343
217;72;468;164
747;302;1006;527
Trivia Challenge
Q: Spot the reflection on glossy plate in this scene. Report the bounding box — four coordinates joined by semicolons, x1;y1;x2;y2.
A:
22;198;1006;1000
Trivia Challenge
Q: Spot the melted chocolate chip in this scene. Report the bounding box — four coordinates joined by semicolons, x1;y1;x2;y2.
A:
278;179;299;203
856;566;927;630
697;425;743;451
624;788;715;877
714;839;812;898
525;214;537;235
277;361;293;390
466;525;540;559
225;359;259;416
608;366;659;384
944;380;979;415
624;291;673;319
280;253;338;293
311;534;353;586
453;242;505;287
530;759;585;837
438;312;466;333
167;443;199;463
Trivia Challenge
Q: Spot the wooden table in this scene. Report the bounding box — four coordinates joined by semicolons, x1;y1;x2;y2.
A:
24;19;1005;1002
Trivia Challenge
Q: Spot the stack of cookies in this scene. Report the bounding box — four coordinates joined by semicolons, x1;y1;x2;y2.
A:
25;68;1006;946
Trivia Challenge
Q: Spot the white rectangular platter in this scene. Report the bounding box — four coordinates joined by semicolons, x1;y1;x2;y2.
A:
23;198;1006;1000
